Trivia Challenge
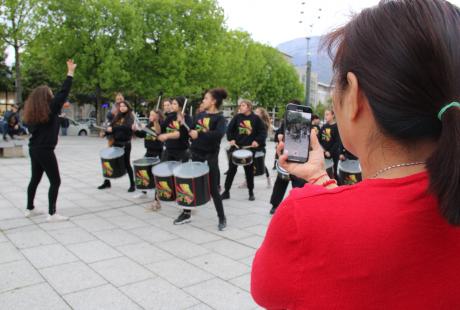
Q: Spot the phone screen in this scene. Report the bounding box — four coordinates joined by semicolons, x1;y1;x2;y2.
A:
284;105;312;163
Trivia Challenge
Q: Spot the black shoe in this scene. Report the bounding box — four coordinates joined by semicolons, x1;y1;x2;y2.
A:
218;217;227;231
97;180;111;190
248;190;255;201
174;211;191;225
270;206;277;215
128;185;136;192
221;191;230;200
224;170;228;175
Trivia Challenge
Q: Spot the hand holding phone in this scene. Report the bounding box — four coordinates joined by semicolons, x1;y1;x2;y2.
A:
284;103;312;163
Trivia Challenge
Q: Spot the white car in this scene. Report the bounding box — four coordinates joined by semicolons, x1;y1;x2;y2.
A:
66;118;90;136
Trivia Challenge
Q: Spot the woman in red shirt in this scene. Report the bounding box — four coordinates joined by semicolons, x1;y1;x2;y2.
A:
251;0;460;309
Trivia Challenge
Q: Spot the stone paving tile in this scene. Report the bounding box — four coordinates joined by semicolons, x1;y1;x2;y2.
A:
39;220;77;231
129;225;178;244
63;284;141;310
90;256;155;287
0;217;33;231
51;227;96;245
202;239;255;260
7;226;56;249
106;215;149;230
0;260;44;293
0;283;70;310
0;207;24;220
229;273;251;292
186;304;214;310
72;217;117;232
40;261;107;295
21;244;78;269
92;228;142;247
188;253;251;280
235;235;264;249
156;238;210;259
0;242;24;264
184;278;255;310
67;240;122;263
146;258;215;288
116;241;174;265
170;226;223;244
120;278;200;310
0;232;7;243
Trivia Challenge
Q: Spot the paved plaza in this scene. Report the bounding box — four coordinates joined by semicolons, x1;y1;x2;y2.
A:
0;136;285;309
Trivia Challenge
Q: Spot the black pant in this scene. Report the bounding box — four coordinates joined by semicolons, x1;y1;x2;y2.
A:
145;149;162;158
163;149;189;163
270;174;305;209
113;142;134;186
27;148;61;215
189;150;225;220
225;154;254;192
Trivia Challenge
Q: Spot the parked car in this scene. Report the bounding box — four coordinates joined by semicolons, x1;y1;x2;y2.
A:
66;118;90;136
76;117;96;127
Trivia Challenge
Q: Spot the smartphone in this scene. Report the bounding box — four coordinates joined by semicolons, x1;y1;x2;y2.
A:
284;103;312;163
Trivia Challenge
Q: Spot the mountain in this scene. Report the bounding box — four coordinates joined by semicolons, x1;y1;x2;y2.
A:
277;36;334;85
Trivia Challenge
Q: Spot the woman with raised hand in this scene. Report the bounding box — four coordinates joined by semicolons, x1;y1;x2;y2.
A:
23;59;76;222
252;0;460;308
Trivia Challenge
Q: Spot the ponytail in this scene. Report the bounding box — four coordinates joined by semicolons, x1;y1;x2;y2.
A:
426;107;460;225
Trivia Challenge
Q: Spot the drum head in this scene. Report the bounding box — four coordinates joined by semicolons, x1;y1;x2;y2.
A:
152;161;181;177
100;147;124;159
233;149;252;159
338;159;361;174
173;161;209;178
133;157;160;167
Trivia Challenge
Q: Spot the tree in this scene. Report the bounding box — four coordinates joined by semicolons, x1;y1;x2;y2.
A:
0;0;43;105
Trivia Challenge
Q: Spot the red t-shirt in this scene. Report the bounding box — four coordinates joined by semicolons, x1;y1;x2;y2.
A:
251;172;460;309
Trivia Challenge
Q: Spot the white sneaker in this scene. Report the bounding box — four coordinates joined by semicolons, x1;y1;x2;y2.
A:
47;214;69;222
133;191;148;199
24;209;44;217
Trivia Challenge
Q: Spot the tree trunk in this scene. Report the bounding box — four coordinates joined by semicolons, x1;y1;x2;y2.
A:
14;44;22;106
95;84;102;124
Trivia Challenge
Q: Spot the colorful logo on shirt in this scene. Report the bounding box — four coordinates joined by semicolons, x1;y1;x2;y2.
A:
166;121;180;133
145;126;157;141
176;183;195;205
322;128;332;142
195;118;210;133
238;120;252;135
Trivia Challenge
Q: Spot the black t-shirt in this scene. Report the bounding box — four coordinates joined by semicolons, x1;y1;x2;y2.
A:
191;112;226;154
135;121;163;151
161;112;192;151
318;122;340;157
226;112;267;150
28;76;73;149
110;112;134;144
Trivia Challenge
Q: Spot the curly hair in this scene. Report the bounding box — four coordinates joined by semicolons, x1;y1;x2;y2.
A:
23;86;53;125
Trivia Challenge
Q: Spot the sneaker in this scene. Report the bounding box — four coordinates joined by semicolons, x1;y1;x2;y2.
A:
47;214;69;222
218;217;227;231
221;191;230;200
97;180;111;190
128;185;136;192
238;181;247;189
133;191;147;199
270;206;277;215
24;209;44;217
266;177;272;188
173;211;191;225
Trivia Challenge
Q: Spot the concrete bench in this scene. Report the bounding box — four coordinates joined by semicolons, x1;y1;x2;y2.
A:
0;140;26;158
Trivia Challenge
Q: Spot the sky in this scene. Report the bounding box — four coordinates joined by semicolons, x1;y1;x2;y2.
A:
217;0;460;46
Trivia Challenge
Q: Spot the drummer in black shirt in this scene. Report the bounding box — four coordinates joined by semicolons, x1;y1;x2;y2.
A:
319;109;341;178
158;96;192;162
173;88;228;230
221;99;267;201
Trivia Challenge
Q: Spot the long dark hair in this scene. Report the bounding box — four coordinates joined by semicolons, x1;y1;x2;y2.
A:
111;101;134;127
324;0;460;224
23;86;53;124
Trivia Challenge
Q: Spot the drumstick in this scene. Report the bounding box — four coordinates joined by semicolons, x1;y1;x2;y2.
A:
155;92;162;111
142;127;157;137
180;98;190;131
92;124;108;131
182;98;188;114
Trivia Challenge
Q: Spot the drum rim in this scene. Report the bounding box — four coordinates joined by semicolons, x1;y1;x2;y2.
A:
152;161;181;177
173;161;210;178
133;157;161;166
100;147;125;159
232;149;253;158
338;159;361;174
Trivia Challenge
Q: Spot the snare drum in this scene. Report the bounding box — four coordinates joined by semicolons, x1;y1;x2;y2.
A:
232;149;253;166
133;157;160;190
173;161;210;208
338;159;362;185
100;147;126;178
153;161;181;201
325;159;334;179
253;151;265;176
276;160;290;181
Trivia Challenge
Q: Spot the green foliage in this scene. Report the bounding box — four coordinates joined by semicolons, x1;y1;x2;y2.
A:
11;0;304;117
